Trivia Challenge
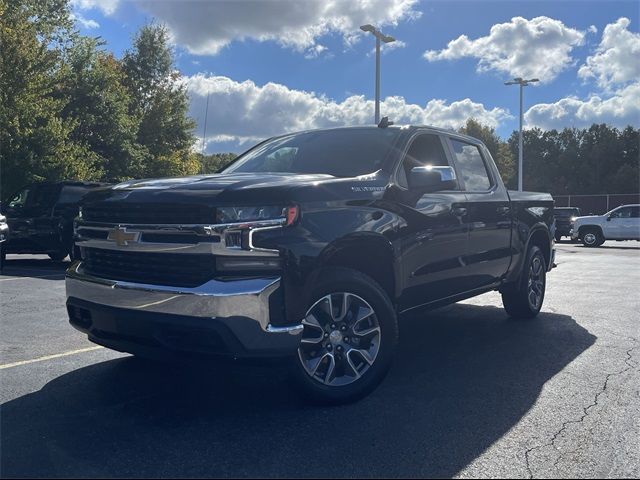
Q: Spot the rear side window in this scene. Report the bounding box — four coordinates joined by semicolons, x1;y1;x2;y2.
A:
450;139;492;191
58;185;91;204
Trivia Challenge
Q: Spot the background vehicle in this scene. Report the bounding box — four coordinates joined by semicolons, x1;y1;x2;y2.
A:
66;125;555;403
553;207;581;242
2;181;109;262
0;213;8;271
571;204;640;247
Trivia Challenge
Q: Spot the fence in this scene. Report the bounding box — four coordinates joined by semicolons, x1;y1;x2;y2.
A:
553;194;640;215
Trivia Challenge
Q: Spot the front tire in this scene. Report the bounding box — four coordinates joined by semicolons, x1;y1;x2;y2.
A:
501;246;546;319
581;228;604;247
292;268;398;404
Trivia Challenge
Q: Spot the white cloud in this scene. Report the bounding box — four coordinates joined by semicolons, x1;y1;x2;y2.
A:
72;0;119;15
186;74;511;149
525;82;640;130
77;0;420;56
424;16;586;83
71;12;100;29
369;39;407;56
578;18;640;91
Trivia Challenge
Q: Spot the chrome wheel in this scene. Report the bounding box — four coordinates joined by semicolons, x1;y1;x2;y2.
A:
583;232;597;245
298;292;381;387
527;256;545;310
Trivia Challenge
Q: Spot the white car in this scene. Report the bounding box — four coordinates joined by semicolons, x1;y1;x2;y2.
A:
571;204;640;247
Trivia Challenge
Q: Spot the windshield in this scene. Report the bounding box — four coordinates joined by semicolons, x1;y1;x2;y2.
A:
554;208;580;217
223;129;400;177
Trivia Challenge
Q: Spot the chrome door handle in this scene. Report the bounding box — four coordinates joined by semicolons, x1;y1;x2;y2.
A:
497;206;511;216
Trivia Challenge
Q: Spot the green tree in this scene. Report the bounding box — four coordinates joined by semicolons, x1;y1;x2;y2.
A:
122;24;197;178
197;153;237;174
0;0;99;197
60;36;143;180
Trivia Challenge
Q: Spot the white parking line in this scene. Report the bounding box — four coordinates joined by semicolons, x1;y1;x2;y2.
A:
0;346;104;370
0;274;65;282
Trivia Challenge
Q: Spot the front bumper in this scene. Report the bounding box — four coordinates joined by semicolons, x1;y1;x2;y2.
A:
65;262;303;358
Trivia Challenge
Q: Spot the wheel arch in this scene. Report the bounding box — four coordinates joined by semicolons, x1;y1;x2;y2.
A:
314;233;398;304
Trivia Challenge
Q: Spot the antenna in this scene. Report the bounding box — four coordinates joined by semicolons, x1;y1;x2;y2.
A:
378;116;394;128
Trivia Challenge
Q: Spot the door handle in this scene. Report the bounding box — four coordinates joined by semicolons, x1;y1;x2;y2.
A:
452;207;467;217
497;206;511;216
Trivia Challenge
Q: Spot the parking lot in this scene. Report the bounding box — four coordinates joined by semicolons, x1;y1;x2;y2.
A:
1;242;638;478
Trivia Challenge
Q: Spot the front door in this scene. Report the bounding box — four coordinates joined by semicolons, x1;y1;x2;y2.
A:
392;133;470;311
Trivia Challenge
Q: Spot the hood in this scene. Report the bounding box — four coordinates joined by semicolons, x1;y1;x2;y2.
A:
573;215;603;224
85;171;389;206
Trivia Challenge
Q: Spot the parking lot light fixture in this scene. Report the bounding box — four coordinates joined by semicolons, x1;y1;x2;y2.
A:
505;77;539;191
360;24;396;124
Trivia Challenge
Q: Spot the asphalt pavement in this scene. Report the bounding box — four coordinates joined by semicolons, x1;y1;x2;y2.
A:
1;242;639;478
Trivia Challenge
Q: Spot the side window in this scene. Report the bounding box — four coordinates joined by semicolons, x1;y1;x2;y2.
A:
58;186;91;204
399;134;451;188
611;207;631;219
631;206;640;218
8;187;30;208
450;139;492;191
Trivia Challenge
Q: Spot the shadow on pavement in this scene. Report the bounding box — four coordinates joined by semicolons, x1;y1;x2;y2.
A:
1;304;595;478
0;256;69;279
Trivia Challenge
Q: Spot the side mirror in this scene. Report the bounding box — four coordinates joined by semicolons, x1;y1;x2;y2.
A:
606;216;612;221
409;166;457;192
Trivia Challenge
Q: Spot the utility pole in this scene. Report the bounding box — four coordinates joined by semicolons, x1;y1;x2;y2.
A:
505;77;539;191
360;24;396;124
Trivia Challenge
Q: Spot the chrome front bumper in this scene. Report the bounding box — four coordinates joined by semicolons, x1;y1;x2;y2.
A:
65;262;303;357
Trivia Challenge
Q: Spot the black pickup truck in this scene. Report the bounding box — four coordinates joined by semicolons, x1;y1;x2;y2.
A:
66;125;555;403
2;181;109;261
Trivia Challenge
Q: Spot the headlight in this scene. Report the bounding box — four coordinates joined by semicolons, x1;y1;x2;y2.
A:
570;216;577;222
78;206;83;219
216;205;298;225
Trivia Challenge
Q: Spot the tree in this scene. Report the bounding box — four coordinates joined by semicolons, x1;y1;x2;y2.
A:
121;24;197;178
197;153;237;174
60;36;143;180
0;0;99;197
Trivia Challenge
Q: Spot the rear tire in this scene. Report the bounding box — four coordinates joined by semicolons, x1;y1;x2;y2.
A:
292;267;398;405
581;228;604;247
48;251;68;261
501;246;546;319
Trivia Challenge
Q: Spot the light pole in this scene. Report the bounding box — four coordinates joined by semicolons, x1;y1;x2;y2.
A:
505;77;538;191
360;24;395;124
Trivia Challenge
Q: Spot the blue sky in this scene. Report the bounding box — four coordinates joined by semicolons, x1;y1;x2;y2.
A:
73;0;640;152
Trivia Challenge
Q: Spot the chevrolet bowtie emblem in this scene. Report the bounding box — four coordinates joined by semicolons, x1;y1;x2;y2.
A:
107;226;140;246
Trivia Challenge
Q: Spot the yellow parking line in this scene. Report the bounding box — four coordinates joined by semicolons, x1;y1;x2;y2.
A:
0;346;104;370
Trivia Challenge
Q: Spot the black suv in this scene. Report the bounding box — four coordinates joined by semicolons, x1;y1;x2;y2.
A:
2;181;109;261
553;207;581;241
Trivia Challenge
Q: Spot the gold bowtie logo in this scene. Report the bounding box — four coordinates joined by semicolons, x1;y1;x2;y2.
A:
107;226;140;246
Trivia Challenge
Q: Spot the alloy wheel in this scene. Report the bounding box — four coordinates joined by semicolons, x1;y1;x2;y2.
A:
298;292;381;387
527;256;545;310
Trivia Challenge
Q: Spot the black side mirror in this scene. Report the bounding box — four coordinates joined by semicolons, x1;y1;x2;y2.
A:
409;166;457;192
606;216;612;221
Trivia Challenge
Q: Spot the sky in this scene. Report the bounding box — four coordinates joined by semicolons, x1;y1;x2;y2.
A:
71;0;640;153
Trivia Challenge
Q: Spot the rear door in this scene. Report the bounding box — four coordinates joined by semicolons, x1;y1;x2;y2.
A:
446;137;512;290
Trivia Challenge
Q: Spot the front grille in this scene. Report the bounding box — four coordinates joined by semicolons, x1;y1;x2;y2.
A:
83;203;215;225
82;248;216;287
